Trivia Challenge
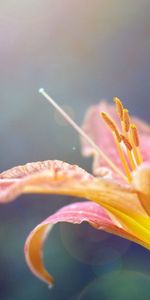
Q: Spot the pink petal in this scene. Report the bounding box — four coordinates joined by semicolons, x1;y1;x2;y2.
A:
133;117;150;163
24;201;138;286
81;101;150;178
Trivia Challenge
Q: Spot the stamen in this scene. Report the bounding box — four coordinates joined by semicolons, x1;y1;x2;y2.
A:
120;134;132;151
113;97;123;121
39;88;127;182
100;113;131;182
130;124;143;164
130;124;139;147
123;109;130;133
100;112;121;142
120;134;136;170
113;133;132;182
101;97;143;180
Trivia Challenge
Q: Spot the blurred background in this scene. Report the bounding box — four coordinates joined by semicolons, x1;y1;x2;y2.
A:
0;0;150;299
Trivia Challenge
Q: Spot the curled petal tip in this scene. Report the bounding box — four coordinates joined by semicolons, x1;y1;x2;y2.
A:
48;283;54;289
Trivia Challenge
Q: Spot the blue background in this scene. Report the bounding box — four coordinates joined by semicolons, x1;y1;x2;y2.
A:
0;1;150;299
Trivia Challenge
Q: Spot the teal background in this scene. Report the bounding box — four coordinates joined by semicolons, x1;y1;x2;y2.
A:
0;1;150;299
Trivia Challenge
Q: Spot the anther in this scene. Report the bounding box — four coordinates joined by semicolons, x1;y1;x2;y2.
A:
130;124;143;165
113;133;132;182
100;112;131;182
123;109;130;133
121;134;136;170
130;124;139;147
121;134;132;151
114;130;122;143
113;97;123;121
100;112;121;142
101;112;117;132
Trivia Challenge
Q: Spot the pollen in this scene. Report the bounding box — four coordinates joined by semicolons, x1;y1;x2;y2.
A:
100;98;143;182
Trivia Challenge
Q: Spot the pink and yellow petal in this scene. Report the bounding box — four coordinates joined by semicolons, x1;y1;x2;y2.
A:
24;201;142;286
0;160;94;203
0;160;147;228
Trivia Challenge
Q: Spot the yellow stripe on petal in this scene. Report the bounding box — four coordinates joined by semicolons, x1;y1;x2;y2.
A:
86;178;148;218
83;177;150;246
102;204;150;250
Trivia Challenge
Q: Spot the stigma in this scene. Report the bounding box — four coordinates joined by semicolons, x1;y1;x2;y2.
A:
100;97;143;183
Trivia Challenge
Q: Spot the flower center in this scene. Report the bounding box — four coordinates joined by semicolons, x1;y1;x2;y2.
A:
100;98;143;183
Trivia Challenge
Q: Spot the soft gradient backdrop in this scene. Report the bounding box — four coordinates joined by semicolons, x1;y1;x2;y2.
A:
0;1;150;299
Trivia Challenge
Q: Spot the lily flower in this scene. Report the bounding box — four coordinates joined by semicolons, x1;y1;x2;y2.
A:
0;90;150;287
